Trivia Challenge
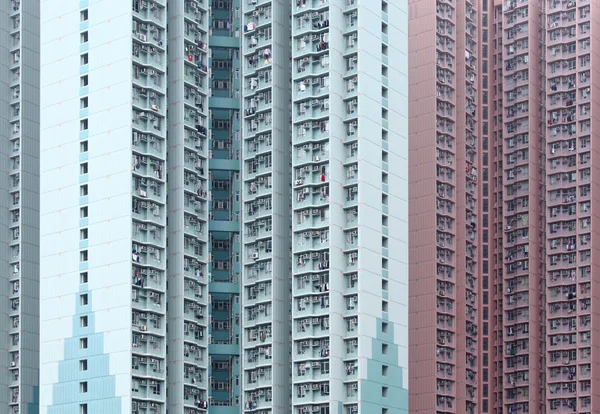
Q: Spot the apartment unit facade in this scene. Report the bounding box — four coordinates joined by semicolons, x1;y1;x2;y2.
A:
1;0;40;413
240;0;292;411
409;0;483;412
411;0;600;413
543;0;598;412
166;0;211;412
499;1;544;412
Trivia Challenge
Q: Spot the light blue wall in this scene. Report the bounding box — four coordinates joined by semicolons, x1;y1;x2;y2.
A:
361;318;408;413
47;288;121;413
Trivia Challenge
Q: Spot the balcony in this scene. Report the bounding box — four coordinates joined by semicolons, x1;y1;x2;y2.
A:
294;382;330;405
243;6;273;31
244;134;273;159
246;28;273;51
295;231;329;252
245;345;273;370
245;70;272;97
296;54;330;78
294;187;329;209
294;295;330;318
245;114;274;138
294;253;329;274
295;316;329;340
183;0;207;24
243;394;272;411
132;334;164;359
133;109;164;136
245;306;273;326
294;362;332;383
133;69;165;97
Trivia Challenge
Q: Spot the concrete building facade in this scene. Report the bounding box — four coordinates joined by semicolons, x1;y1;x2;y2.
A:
290;1;409;414
1;0;40;413
240;0;292;411
37;0;408;413
410;0;600;413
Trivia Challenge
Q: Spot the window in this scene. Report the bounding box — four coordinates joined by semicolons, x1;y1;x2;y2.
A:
80;250;88;262
80;338;88;349
80;163;88;174
80;185;88;196
80;141;88;153
382;365;388;376
80;119;88;131
382;300;388;312
80;97;88;109
382;279;388;291
80;54;88;65
79;359;88;371
80;9;88;21
80;272;88;284
80;382;88;393
382;386;388;397
80;316;88;327
382;343;388;355
80;403;88;414
80;294;88;306
80;228;88;240
80;75;88;87
382;321;388;333
80;206;88;218
80;31;88;44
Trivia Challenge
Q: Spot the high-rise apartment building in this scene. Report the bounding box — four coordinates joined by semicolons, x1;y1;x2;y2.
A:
1;0;40;413
544;0;596;411
497;1;544;412
410;0;597;413
409;0;483;412
37;0;408;413
288;1;408;414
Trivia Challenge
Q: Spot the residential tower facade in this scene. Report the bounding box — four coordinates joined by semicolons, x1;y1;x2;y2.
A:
290;1;408;414
38;1;408;414
40;0;168;412
240;0;292;411
410;0;600;413
1;0;40;413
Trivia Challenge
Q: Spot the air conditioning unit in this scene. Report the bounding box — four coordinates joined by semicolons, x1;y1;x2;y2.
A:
252;252;259;260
